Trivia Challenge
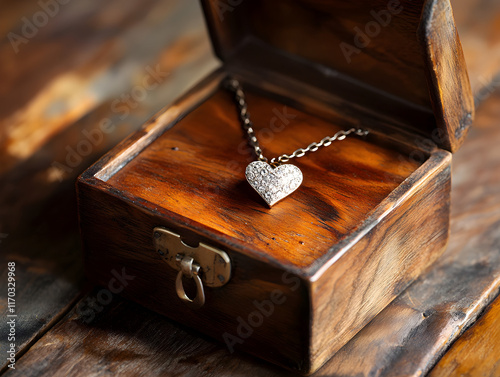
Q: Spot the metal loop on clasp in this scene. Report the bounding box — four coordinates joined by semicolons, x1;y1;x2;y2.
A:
175;254;205;309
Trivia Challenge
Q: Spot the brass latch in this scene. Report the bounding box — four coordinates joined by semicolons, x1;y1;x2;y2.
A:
153;227;231;309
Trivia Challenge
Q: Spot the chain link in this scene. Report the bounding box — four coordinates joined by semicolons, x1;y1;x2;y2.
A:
225;77;369;166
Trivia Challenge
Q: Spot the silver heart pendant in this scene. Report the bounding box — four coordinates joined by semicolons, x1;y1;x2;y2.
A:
245;161;303;207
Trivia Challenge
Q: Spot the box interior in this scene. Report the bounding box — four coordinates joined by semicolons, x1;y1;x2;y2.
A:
202;0;436;138
201;0;476;153
103;78;424;271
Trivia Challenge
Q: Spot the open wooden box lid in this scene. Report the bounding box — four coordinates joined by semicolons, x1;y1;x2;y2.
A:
200;0;474;152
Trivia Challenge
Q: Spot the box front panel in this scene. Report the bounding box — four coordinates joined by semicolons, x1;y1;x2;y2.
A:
78;179;310;372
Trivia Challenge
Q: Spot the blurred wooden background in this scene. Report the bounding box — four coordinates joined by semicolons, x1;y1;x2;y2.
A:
0;0;499;376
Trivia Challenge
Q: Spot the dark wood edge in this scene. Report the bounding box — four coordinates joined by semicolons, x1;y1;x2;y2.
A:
308;149;452;279
419;0;475;152
198;0;226;63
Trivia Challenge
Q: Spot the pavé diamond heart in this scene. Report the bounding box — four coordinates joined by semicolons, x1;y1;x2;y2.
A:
245;161;303;207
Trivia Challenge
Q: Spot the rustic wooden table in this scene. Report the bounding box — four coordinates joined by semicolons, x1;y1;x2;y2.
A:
1;1;499;376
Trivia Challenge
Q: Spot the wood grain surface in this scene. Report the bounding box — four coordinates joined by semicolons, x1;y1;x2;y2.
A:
203;0;432;107
1;0;500;376
104;87;423;270
419;0;475;151
0;0;217;373
4;88;500;377
429;296;500;377
309;149;450;372
453;0;500;102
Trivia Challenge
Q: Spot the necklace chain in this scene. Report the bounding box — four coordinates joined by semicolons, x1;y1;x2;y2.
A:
225;77;368;165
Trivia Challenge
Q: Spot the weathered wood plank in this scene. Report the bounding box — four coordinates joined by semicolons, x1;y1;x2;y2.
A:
429;295;500;377
2;0;500;376
0;0;216;372
452;0;500;102
0;0;217;176
5;291;290;377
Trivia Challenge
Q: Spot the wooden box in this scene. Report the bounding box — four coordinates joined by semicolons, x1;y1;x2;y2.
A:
77;0;474;374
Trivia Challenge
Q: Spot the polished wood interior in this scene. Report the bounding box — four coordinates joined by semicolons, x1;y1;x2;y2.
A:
106;82;423;271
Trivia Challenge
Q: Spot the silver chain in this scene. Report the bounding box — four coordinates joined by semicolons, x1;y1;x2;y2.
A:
225;78;369;166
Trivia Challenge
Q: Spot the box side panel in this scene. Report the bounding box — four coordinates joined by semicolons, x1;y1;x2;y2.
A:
309;151;451;372
77;178;311;372
419;0;475;152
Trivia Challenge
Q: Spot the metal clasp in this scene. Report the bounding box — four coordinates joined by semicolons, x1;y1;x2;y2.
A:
175;254;205;309
153;227;231;309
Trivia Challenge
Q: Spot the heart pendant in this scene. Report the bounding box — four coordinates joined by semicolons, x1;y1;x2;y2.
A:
245;161;303;207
